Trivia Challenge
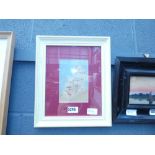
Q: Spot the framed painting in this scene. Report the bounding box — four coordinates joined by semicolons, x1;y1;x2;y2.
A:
0;32;15;134
113;57;155;123
34;36;111;127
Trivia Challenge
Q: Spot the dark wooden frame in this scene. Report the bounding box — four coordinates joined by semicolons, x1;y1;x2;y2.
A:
113;57;155;123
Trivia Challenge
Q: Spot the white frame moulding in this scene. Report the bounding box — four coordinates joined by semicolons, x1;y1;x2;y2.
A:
34;36;111;127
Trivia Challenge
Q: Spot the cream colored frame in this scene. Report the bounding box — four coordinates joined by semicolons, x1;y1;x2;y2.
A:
35;36;111;127
0;32;15;134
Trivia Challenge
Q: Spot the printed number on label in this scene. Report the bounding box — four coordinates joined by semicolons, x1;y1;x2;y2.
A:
67;107;78;113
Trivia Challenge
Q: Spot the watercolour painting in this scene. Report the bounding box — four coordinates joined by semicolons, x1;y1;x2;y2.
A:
59;59;88;103
129;76;155;105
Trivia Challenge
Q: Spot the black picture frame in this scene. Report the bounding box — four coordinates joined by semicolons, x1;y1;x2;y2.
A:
113;57;155;123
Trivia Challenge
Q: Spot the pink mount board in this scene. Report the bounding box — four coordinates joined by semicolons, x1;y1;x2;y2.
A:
45;46;102;116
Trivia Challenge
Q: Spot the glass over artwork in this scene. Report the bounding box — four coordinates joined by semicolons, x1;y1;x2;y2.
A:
129;76;155;105
59;59;88;103
45;46;102;116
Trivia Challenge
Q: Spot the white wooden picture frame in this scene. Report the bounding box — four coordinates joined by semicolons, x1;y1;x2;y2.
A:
34;36;111;127
0;32;15;134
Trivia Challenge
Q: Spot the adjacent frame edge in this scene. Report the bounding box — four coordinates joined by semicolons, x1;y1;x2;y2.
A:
113;57;155;123
0;31;15;134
